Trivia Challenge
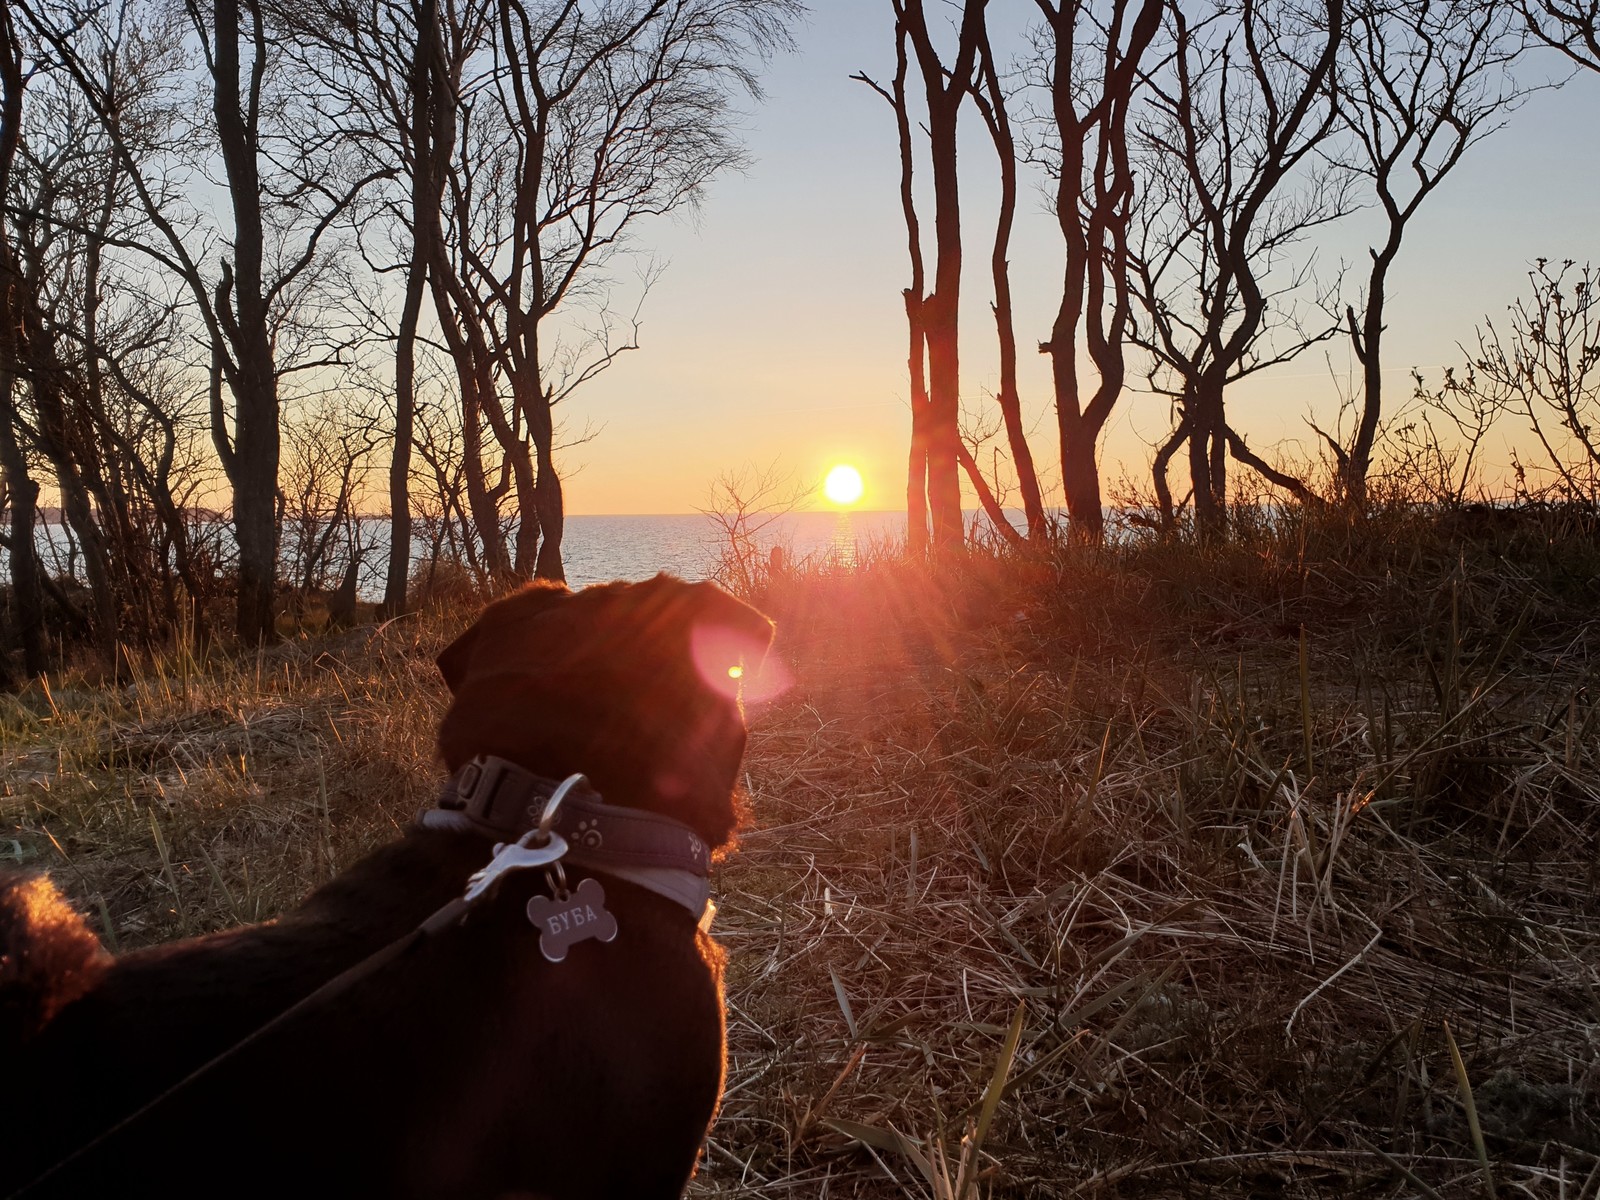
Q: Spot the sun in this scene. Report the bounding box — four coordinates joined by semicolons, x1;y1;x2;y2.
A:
823;464;865;506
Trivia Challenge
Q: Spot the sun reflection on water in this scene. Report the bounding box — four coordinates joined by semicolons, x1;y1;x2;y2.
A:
830;511;857;568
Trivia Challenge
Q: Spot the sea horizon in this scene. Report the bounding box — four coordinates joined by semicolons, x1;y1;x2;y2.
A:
11;507;1046;598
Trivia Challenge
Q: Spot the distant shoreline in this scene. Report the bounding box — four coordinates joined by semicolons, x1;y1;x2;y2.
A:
24;507;1014;524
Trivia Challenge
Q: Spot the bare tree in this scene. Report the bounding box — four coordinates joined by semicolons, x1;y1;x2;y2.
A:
1519;0;1600;69
699;461;807;596
3;38;233;652
411;389;483;588
273;0;462;616
1029;0;1163;543
860;0;988;556
0;2;46;673
0;32;134;659
405;0;511;582
905;0;987;554
1325;0;1530;506
1129;0;1348;537
27;51;235;638
423;0;798;583
968;15;1047;540
854;17;933;556
1460;260;1600;498
279;397;382;598
386;0;448;613
955;437;1025;546
18;0;382;641
1395;364;1503;505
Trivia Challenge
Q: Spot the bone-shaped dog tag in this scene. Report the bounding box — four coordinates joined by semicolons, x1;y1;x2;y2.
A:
527;877;618;962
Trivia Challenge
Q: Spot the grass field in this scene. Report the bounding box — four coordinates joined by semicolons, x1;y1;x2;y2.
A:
5;507;1600;1198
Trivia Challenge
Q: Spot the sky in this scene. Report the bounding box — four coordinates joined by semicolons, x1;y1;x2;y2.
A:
555;1;1600;516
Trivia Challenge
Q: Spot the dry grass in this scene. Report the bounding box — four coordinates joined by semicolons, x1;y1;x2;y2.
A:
0;620;447;946
5;508;1600;1197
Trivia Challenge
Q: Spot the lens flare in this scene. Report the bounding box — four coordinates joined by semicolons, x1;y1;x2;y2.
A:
824;464;864;506
691;624;791;704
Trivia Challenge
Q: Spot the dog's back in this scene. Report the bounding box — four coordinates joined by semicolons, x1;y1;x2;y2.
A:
0;834;483;1194
4;849;724;1198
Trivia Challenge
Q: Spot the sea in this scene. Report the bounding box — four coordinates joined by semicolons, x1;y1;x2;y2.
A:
12;508;1037;598
557;509;911;588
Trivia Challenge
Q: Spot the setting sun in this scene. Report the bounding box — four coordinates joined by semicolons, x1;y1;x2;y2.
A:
823;464;864;506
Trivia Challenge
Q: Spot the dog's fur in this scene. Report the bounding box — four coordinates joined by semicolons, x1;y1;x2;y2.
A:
0;575;773;1199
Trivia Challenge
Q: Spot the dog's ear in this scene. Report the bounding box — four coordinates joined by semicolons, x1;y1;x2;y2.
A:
687;580;776;659
437;581;574;694
435;624;480;695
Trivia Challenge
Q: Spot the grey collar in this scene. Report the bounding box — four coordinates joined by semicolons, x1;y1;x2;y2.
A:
418;755;712;920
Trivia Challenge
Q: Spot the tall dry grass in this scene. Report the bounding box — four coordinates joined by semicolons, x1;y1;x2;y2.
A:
1;619;447;946
3;504;1599;1197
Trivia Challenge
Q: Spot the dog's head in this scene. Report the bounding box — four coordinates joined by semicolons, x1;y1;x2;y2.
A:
435;575;775;849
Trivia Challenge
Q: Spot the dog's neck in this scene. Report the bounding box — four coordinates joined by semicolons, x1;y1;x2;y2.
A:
417;755;712;920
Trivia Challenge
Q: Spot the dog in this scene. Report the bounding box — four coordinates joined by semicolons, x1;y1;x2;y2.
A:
0;574;774;1199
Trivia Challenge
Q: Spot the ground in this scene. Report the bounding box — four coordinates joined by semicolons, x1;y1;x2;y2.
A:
4;511;1600;1197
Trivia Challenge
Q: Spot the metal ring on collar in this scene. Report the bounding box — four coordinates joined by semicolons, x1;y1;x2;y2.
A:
537;773;590;843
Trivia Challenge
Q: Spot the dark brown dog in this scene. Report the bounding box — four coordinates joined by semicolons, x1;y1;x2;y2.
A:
0;575;773;1199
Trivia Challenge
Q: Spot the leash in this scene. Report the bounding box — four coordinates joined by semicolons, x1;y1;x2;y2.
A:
7;771;627;1198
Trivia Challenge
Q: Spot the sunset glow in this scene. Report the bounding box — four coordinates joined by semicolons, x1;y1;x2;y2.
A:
823;464;864;506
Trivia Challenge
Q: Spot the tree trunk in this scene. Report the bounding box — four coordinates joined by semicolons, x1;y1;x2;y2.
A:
1188;421;1215;535
903;290;930;557
447;300;533;581
880;24;930;559
458;379;512;580
507;436;539;578
923;102;964;555
1060;424;1103;542
1152;413;1188;533
21;344;119;654
901;0;987;556
384;250;424;616
975;27;1044;538
923;286;963;552
51;447;116;651
0;386;44;675
384;0;460;613
230;425;279;640
1037;0;1163;547
1189;378;1228;540
382;0;439;618
531;440;564;583
1344;247;1395;507
906;425;929;555
429;257;512;581
1039;1;1089;544
211;0;281;642
0;7;45;672
494;337;540;578
524;356;563;582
